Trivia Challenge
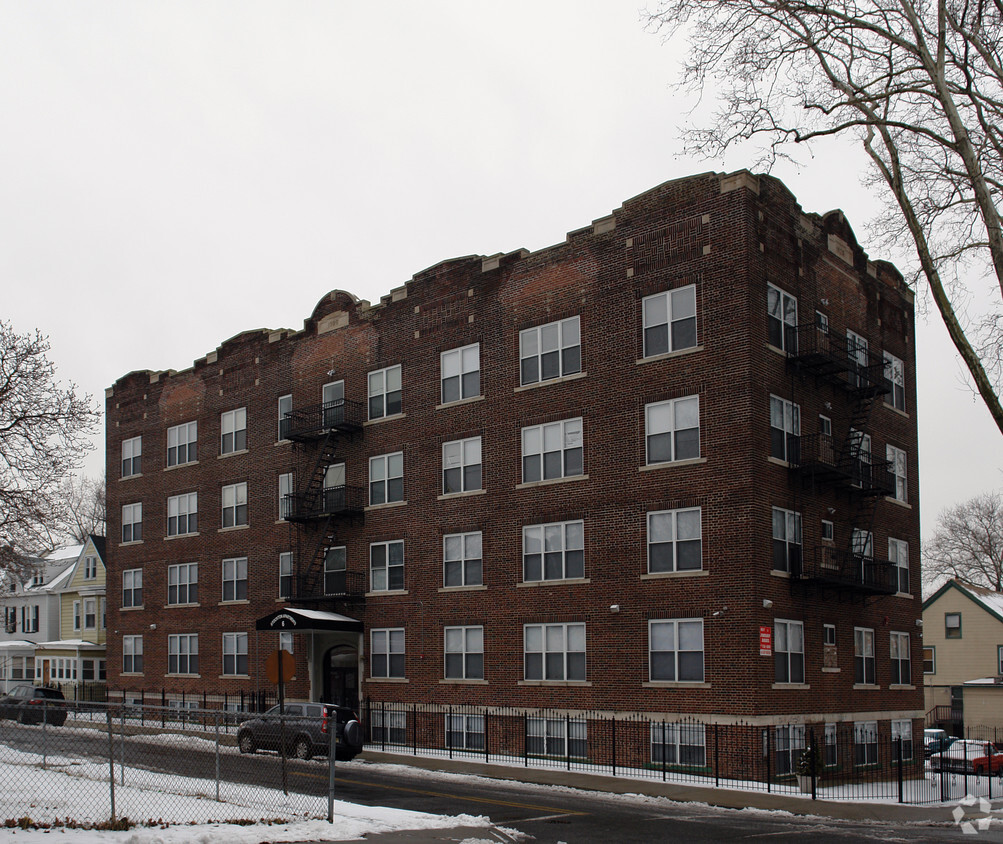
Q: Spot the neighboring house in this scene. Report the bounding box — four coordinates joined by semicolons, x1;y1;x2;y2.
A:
0;545;80;693
33;535;107;700
922;579;1003;733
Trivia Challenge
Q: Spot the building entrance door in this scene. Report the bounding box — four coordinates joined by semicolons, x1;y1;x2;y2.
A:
324;645;359;710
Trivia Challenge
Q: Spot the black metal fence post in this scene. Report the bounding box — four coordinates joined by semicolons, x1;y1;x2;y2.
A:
896;737;903;803
714;723;720;788
611;715;617;778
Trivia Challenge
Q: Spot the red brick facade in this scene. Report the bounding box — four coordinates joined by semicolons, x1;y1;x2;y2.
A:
105;170;922;736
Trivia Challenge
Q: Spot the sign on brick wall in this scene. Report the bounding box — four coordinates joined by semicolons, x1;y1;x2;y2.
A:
759;626;772;656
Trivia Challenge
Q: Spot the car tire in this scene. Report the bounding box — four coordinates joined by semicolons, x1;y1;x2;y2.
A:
293;736;312;760
17;710;30;725
238;732;256;754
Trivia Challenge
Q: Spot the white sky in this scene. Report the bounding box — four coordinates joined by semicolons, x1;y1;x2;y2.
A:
1;1;999;544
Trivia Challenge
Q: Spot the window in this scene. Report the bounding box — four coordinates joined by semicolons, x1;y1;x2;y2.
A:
324;546;346;595
527;717;587;759
222;482;248;527
446;713;485;750
521;418;583;482
168;633;199;675
775;724;806;775
821;520;834;542
767;284;797;352
73;601;81;631
523;521;584;582
441;343;480;403
890;632;911;685
223;633;248;676
650;722;706;767
167;492;198;536
854;721;878;766
649;618;704;682
923;646;936;674
520;316;581;385
643;285;697;357
323;463;345;511
167;421;198;466
122;636;143;674
769;396;801;462
122;569;143;608
167;562;198;605
278;473;294;521
444;626;484;679
220;408;247;454
824;623;836;646
371;628;405;678
22;605;39;633
369;452;404;505
884;351;906;411
322;381;345;428
819;414;832;437
891;719;913;761
888;538;909;593
847;330;869;388
774;620;805;684
772;508;803;573
524;622;586;681
371;709;407;744
278;552;293;600
645;396;700;464
368;365;402;419
83;556;98;580
848;429;872;487
824;723;837;768
443;532;482;587
815;310;829;333
647;508;702;573
370;541;404;592
886;444;908;502
278;394;292;440
83;598;96;630
442;437;482;494
222;557;248;602
945;612;962;639
854;627;876;685
121;436;141;477
81;660;95;681
122;503;142;543
851;528;873;560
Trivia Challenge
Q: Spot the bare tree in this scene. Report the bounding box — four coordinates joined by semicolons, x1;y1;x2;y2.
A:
925;491;1003;591
646;0;1003;435
58;473;106;544
0;321;100;579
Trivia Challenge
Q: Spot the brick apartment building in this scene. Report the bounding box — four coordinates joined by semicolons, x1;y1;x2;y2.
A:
105;170;922;762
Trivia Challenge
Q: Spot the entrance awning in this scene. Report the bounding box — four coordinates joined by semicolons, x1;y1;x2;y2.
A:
255;607;363;633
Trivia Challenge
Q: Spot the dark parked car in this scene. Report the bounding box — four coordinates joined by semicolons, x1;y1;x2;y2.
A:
924;728;957;757
0;685;67;726
237;702;363;761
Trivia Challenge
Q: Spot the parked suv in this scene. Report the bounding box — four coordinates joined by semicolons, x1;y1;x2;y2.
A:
0;685;67;726
236;702;363;761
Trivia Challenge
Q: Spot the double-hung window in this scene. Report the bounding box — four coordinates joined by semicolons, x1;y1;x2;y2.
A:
278;473;294;520
83;598;96;630
767;284;797;352
772;508;803;573
775;724;806;775
774;619;805;684
168;562;198;605
444;625;484;680
769;396;801;463
520;316;581;385
888;538;909;594
527;717;587;759
524;622;586;681
847;330;869;388
167;492;198;536
277;394;292;440
945;612;962;638
643;285;697;357
83;556;97;579
222;483;248;527
323;546;347;595
220;408;247;454
650;722;707;766
121;436;142;477
522;520;584;582
167;421;197;466
647;508;702;573
122;569;142;608
278;552;293;600
443;532;482;587
222;557;248;602
883;351;906;411
122;503;142;543
222;633;248;676
122;635;143;674
854;627;876;685
521;418;583;482
368;365;402;419
371;628;405;678
446;713;485;750
645;396;699;464
370;540;404;592
168;633;198;675
890;631;911;685
73;601;81;631
443;437;482;493
886;444;907;502
649;619;704;682
891;719;913;760
854;721;878;765
369;452;404;505
441;343;480;403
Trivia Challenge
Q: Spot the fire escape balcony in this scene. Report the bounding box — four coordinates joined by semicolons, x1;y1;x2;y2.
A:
790;433;895;497
795;546;897;595
788;324;892;399
295;569;367;604
283;485;366;523
281;398;365;442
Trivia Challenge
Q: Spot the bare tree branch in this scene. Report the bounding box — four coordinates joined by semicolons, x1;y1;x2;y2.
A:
925;490;1003;591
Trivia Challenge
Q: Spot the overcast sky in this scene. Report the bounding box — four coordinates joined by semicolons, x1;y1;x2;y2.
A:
1;1;999;544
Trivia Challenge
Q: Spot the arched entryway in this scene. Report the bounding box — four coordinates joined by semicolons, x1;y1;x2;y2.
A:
324;644;359;709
